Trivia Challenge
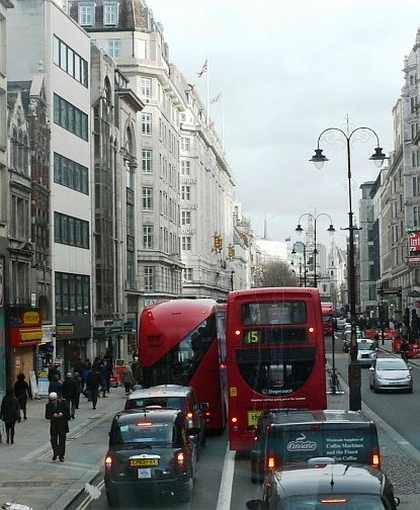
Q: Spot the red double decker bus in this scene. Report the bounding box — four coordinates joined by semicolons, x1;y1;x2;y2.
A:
138;298;227;432
321;302;334;336
226;287;327;451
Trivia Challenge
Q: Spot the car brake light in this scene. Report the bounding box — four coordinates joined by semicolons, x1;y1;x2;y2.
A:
186;412;193;419
267;448;276;469
320;498;347;504
372;447;380;468
105;455;114;473
231;416;238;423
175;451;186;469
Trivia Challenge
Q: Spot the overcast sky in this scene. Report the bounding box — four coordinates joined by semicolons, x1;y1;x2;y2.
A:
148;0;420;250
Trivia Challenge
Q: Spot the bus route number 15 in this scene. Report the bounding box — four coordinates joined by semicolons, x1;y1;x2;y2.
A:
245;330;261;345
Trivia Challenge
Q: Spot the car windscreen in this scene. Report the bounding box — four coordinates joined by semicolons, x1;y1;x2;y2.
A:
115;421;173;444
125;396;187;412
267;426;376;467
376;359;407;370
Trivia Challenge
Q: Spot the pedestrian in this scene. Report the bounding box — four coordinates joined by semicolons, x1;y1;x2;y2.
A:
73;371;83;409
13;373;30;421
98;358;112;397
400;338;410;362
48;373;63;398
45;391;70;462
122;364;135;396
48;363;61;382
0;389;20;444
86;362;102;409
62;372;79;419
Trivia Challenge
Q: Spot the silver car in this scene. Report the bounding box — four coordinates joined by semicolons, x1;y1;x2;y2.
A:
356;338;378;367
369;357;413;393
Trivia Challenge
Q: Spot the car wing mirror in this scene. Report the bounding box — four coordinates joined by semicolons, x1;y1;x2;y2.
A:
200;402;209;410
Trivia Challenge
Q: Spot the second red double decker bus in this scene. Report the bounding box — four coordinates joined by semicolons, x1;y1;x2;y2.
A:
138;298;227;433
226;287;327;452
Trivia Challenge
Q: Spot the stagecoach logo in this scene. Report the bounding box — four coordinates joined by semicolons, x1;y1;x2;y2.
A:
287;433;317;452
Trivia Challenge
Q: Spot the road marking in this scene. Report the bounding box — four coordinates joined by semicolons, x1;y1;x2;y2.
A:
216;443;235;510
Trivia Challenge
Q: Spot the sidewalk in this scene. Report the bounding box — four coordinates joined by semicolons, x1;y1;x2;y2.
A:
328;337;420;509
0;384;127;510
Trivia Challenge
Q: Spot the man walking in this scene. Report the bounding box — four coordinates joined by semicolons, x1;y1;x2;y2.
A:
62;372;79;419
45;391;70;462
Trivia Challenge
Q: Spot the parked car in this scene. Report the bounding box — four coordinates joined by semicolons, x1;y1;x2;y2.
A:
247;463;400;510
369;356;413;393
124;384;206;448
104;408;199;507
357;338;378;366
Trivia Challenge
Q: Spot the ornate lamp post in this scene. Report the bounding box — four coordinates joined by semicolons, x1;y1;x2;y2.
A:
309;121;387;410
291;241;307;286
295;212;335;287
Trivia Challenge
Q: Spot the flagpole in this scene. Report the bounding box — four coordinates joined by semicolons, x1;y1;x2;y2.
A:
221;93;225;149
206;55;210;125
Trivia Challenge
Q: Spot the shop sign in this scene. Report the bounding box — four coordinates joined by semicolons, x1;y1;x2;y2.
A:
10;326;43;346
124;322;132;333
57;324;74;335
93;327;106;339
22;310;42;326
409;232;420;253
111;320;123;333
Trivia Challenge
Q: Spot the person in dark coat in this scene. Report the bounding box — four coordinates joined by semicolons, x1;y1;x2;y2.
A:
13;373;30;420
48;373;63;398
45;391;70;461
0;389;20;444
62;372;79;419
86;362;102;410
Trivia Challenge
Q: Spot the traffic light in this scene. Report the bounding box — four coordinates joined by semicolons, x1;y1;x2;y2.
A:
213;232;223;253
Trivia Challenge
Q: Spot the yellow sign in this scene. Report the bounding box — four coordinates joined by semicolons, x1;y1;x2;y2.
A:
22;310;41;325
21;329;43;342
57;325;74;334
247;410;262;428
229;387;237;397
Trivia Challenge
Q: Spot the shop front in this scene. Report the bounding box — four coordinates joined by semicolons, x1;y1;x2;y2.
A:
9;307;43;389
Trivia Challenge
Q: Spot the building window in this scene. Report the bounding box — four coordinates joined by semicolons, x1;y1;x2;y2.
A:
107;39;121;58
53;94;88;141
103;1;118;25
181;160;191;175
181;137;190;151
181;211;191;225
55;272;90;316
144;266;155;292
53;36;88;87
182;236;192;251
79;3;95;26
142;149;153;173
54;212;89;249
141;77;152;99
143;225;154;249
181;185;191;201
142;187;153;210
142;112;152;135
183;268;193;281
54;153;89;194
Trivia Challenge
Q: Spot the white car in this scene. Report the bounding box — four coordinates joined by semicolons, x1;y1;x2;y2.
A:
369;357;413;393
356;338;378;367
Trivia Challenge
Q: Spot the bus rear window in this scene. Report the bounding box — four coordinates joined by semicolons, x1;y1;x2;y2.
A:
242;301;307;326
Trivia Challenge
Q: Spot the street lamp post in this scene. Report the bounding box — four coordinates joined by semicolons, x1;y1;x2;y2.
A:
309;121;387;411
291;242;307;286
295;212;335;287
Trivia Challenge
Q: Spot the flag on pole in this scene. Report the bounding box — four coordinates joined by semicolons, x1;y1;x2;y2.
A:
210;92;222;104
187;83;196;92
197;58;208;78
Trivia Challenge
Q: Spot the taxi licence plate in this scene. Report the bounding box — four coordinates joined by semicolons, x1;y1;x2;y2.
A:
130;458;159;467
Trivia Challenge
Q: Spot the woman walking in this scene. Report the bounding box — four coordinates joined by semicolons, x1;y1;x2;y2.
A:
0;389;20;444
122;364;134;397
14;373;30;420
